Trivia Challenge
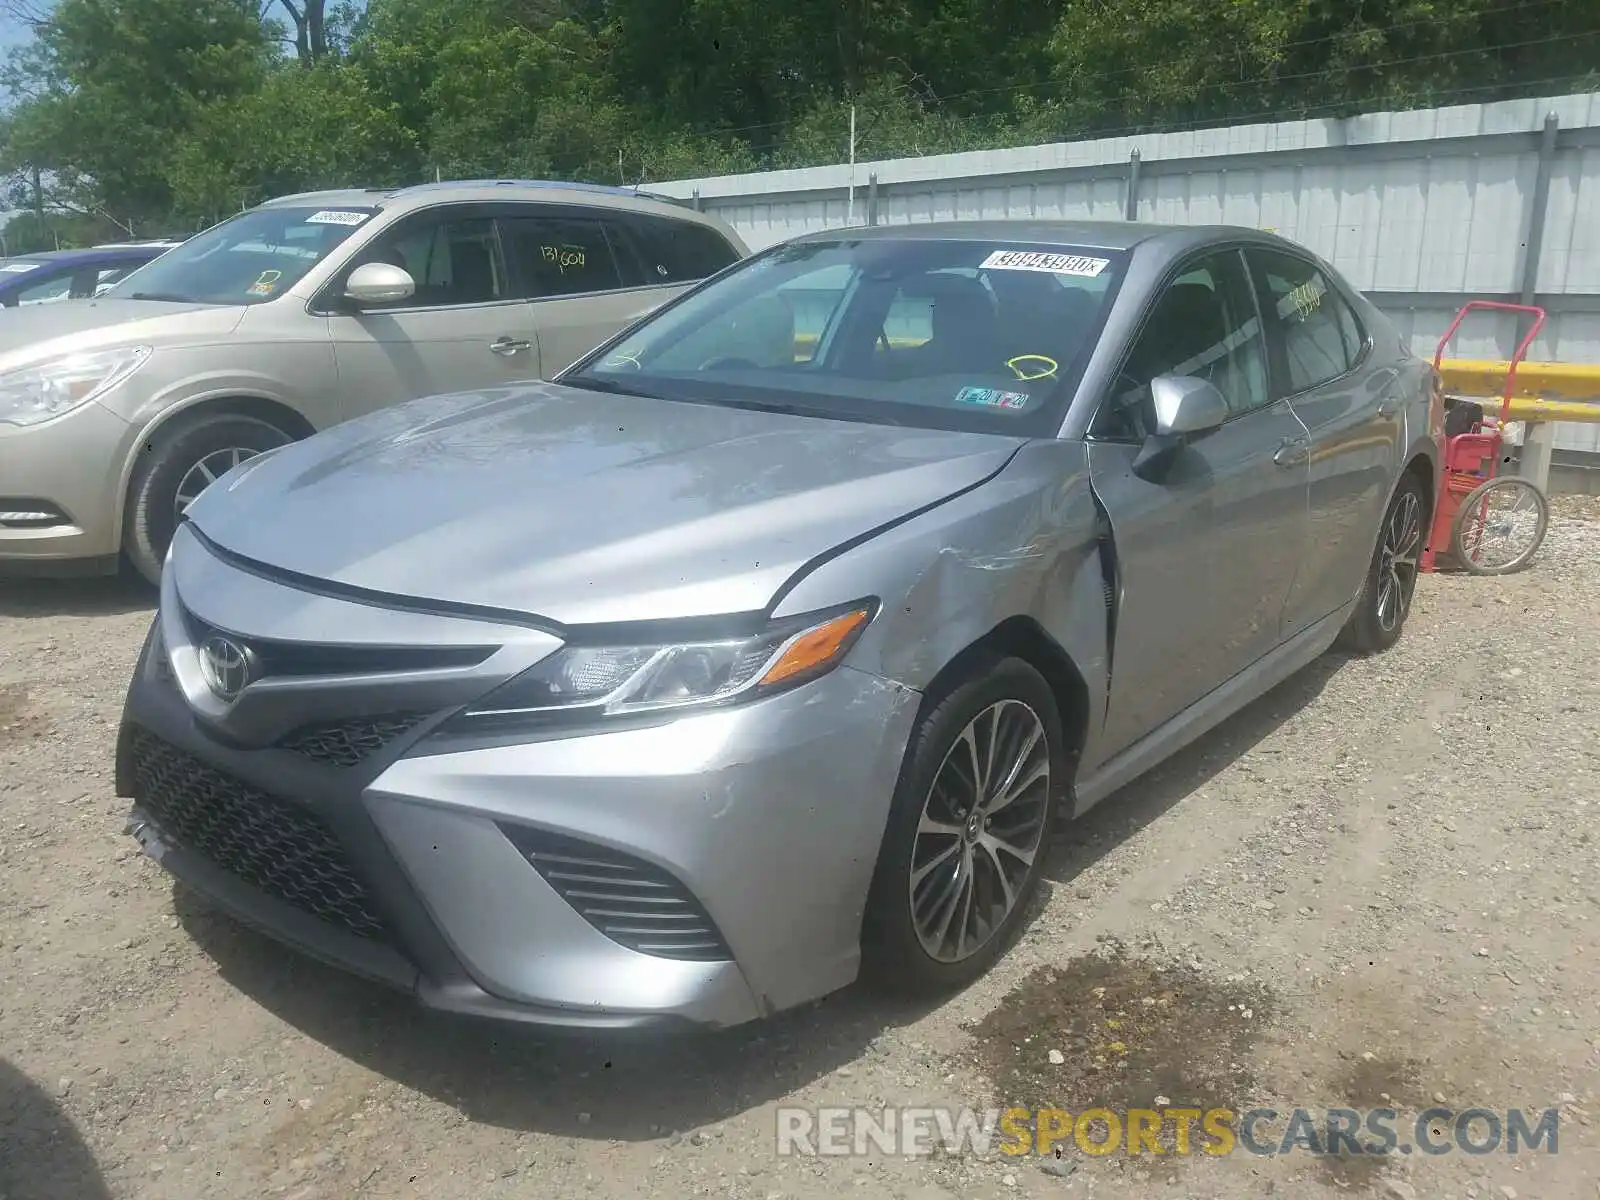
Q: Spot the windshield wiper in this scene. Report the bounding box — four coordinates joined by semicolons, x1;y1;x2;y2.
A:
124;291;195;303
702;397;814;418
561;376;659;399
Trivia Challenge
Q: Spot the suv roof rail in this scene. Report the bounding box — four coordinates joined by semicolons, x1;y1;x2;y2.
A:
257;188;386;207
385;178;691;205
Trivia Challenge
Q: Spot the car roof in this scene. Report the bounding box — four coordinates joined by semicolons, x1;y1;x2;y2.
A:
254;179;719;228
0;244;168;268
784;219;1290;256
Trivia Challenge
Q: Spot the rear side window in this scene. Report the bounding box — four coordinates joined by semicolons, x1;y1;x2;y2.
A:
13;270;74;307
1247;248;1364;394
501;215;626;298
624;215;741;284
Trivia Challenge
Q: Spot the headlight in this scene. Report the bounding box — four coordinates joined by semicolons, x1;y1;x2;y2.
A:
458;600;877;726
0;346;153;426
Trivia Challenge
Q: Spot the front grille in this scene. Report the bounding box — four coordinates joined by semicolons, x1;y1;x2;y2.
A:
126;727;388;941
498;825;732;962
179;603;496;679
277;713;428;768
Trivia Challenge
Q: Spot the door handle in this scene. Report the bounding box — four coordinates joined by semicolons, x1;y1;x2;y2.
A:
489;336;532;356
1273;436;1311;467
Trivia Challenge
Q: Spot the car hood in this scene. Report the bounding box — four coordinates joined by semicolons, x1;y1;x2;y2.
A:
184;381;1023;625
0;298;239;366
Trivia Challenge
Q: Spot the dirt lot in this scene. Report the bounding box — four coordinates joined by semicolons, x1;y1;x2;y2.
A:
2;500;1597;1200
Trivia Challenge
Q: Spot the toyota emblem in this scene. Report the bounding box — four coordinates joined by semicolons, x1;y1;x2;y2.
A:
198;634;254;701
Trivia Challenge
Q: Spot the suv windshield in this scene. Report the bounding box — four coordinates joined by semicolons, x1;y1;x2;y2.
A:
564;236;1127;435
105;205;378;306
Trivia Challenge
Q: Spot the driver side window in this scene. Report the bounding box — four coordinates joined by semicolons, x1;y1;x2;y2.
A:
1093;249;1268;441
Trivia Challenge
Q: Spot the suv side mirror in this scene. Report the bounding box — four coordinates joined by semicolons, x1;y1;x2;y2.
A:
1132;375;1230;482
343;262;415;306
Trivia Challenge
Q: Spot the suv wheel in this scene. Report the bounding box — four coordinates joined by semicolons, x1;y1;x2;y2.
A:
123;412;293;585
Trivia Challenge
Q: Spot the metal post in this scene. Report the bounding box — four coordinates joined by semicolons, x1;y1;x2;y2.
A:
1124;149;1142;221
866;173;879;226
1516;112;1560;492
691;188;702;212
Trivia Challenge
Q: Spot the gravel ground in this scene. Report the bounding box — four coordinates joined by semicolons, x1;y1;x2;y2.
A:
2;499;1597;1200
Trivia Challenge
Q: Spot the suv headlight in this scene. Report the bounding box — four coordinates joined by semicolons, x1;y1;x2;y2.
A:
456;600;877;727
0;346;153;426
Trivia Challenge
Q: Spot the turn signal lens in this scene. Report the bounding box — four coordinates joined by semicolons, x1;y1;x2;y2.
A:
758;607;871;687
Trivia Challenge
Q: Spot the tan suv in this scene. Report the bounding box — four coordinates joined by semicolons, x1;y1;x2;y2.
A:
0;180;748;584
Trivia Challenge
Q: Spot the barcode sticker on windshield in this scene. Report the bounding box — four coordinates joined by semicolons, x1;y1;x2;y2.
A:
980;250;1109;277
305;210;369;227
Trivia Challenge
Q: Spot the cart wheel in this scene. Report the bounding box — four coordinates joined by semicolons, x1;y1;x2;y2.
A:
1450;475;1549;575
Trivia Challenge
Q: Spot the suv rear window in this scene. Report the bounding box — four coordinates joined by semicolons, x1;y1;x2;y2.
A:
624;215;740;284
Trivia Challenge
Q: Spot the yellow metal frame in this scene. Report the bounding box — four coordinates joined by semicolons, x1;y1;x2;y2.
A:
1438;359;1600;424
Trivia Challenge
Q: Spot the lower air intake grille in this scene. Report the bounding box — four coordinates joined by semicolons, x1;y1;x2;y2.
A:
498;825;732;962
277;713;428;768
126;727;388;941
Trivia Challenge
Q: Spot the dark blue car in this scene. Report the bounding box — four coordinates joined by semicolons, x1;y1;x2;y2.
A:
0;242;181;307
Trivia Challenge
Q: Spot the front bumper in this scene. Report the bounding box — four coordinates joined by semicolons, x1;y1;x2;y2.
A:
0;401;132;575
115;546;921;1029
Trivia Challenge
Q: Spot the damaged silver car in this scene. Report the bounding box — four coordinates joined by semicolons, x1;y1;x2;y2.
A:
116;221;1441;1029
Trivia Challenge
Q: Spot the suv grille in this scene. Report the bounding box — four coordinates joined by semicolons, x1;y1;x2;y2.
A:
126;728;388;941
277;713;427;768
498;825;732;962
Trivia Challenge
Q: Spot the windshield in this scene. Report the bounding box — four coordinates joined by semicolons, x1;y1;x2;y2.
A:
104;205;378;305
564;236;1127;435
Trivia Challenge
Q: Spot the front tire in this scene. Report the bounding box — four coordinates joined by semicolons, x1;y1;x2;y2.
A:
861;655;1066;997
1337;471;1426;655
122;412;293;586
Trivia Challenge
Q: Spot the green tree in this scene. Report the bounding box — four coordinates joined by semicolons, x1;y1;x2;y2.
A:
1;0;272;227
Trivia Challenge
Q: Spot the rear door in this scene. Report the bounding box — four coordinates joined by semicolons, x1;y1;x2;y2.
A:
1244;246;1400;635
1085;247;1312;755
324;203;540;419
498;207;742;377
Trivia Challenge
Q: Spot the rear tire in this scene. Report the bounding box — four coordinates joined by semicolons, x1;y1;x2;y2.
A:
1337;472;1427;655
861;655;1066;998
122;412;293;586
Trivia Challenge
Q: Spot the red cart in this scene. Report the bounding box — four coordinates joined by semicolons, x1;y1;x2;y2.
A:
1421;300;1551;575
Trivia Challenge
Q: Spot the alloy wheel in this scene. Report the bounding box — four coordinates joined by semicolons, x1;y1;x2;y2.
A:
909;699;1050;963
1376;488;1421;633
174;447;260;518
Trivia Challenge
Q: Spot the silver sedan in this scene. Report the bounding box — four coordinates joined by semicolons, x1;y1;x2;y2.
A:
115;220;1441;1029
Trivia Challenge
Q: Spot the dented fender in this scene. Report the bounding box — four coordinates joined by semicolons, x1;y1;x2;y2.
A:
770;439;1113;755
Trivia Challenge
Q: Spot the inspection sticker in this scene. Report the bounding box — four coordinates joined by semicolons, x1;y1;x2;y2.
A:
305;210;370;226
0;262;42;273
980;249;1109;277
955;386;1030;410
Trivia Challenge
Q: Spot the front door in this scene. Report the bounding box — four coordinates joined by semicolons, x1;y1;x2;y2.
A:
326;206;540;420
1085;247;1312;757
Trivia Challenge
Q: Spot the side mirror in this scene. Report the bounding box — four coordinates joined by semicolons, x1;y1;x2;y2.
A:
343;262;415;306
1132;375;1230;483
1151;374;1229;436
